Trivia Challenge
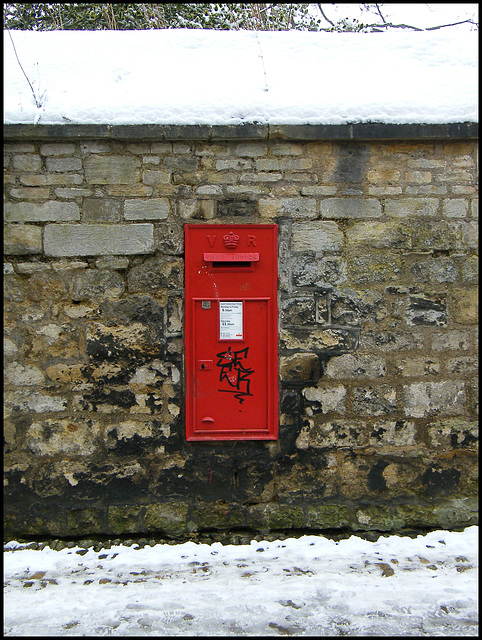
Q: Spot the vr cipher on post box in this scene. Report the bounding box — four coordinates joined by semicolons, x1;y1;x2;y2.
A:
185;224;278;441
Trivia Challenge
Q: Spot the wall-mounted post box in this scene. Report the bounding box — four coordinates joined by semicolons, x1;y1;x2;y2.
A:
185;224;278;441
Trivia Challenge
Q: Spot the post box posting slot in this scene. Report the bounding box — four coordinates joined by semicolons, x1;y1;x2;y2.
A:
185;224;278;441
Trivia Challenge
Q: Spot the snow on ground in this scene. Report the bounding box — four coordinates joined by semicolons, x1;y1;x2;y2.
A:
4;26;477;127
4;526;478;636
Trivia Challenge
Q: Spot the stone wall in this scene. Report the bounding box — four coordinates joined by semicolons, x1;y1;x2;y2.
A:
4;125;478;539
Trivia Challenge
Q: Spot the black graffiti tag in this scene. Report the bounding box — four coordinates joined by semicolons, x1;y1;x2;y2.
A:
216;346;254;404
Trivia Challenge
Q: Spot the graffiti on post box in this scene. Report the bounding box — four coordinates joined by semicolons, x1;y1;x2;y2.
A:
216;346;254;403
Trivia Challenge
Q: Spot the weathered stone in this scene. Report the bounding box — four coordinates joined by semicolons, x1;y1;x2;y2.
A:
403;381;466;418
72;269;125;301
259;197;317;219
13;154;42;171
86;322;164;361
305;505;351;529
124;198;170;220
246;504;304;530
352;386;397;416
291;221;344;252
26;418;101;455
450;288;478;323
143;503;189;536
405;294;447;326
83;198;121;223
281;327;359;354
385;197;439;217
368;420;417;446
409;256;458;283
324;354;386;379
84;155;140;184
5;362;45;386
4;224;42;255
5;390;67;414
127;257;183;293
428;418;478;448
320;198;381;219
5;200;80;223
44;223;154;256
348;253;402;284
46;157;82;172
40;143;76;156
280;353;320;383
292;256;346;287
303;385;347;414
346;221;411;248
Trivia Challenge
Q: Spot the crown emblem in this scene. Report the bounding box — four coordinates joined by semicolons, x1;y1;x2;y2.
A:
223;231;240;249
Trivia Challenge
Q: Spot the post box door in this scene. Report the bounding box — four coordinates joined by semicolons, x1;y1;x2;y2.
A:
185;224;278;441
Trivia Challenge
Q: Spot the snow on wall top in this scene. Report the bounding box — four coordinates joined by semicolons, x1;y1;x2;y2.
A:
3;28;478;127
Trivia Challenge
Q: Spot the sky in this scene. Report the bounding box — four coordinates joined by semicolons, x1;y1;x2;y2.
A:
3;4;477;127
4;526;478;636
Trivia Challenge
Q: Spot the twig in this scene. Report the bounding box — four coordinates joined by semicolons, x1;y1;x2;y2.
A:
6;29;44;108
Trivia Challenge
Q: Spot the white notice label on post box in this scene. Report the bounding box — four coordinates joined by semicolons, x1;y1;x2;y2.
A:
219;301;243;340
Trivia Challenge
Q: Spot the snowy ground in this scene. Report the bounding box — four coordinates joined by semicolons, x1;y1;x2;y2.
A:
4;526;478;636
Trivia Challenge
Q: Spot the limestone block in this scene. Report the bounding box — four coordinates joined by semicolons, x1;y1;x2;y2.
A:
124;198;170;220
292;256;346;287
281;297;316;325
450;289;478;324
324;354;386;379
352;386;397;416
12;154;42;171
368;420;416;446
305;505;351;528
431;330;471;351
26;418;101;455
234;143;267;157
46;157;82;172
395;357;440;377
163;156;199;172
291;221;344;252
127;256;183;293
4;224;42;255
280;353;320;382
5;362;45;386
320;198;381;219
259;197;317;220
5;200;80;222
385;197;439;218
298;418;364;448
83;198;121;222
281;327;359;354
246;504;304;529
303;385;346;413
84;155;140;184
348;253;401;284
141;170;171;186
143;503;189;536
86;322;163;361
405;294;447;326
346;221;411;249
71;269;125;301
403;381;466;418
409;256;458;283
427;418;478;448
5;390;67;414
443;198;469;218
40;143;76;156
44;223;154;256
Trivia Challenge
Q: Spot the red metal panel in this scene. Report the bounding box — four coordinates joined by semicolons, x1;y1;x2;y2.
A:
185;224;278;441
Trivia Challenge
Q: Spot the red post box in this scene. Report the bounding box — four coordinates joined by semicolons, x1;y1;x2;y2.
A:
184;224;278;441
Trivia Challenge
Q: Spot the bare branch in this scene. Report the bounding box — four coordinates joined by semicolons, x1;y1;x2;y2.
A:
6;29;43;108
317;4;335;28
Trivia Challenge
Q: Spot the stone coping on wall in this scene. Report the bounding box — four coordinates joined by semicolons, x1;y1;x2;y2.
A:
4;121;478;142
